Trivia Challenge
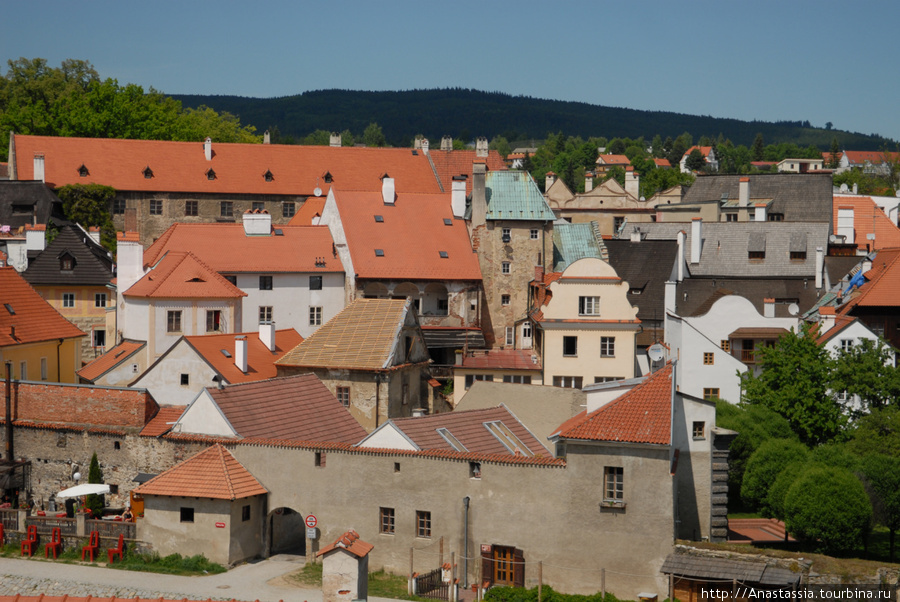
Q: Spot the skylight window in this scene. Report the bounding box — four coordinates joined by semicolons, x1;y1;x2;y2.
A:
4;304;14;315
439;251;449;258
375;249;385;257
436;428;468;452
206;169;216;180
443;218;453;226
484;421;534;456
264;170;274;182
220;349;232;358
374;215;384;223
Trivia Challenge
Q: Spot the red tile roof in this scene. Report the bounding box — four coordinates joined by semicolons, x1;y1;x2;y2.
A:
833;196;900;251
335;190;482;281
317;528;374;558
839;248;900;311
815;314;857;344
596;154;631;166
459;348;541;371
288;196;326;225
13;134;443;195
140;405;186;437
123;251;247;299
184;328;303;384
205;374;367;443
0;266;85;346
143;223;339;273
841;150;900;166
683;146;714;158
136;444;267;500
77;340;146;382
555;364;673;445
428;149;506;195
654;158;672;168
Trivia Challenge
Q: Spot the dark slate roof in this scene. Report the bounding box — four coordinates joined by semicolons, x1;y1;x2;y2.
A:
0;181;67;230
660;553;800;586
678;279;821;317
605;239;678;324
23;224;113;286
683;173;833;223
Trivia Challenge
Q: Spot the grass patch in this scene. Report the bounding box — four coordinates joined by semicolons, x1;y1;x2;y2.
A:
287;564;427;601
111;551;226;575
727;511;762;519
288;561;322;586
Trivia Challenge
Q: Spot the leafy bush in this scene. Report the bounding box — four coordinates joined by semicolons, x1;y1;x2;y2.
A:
741;439;808;512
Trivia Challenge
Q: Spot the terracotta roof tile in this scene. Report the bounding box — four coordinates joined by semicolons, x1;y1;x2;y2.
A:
0;266;85;346
815;315;857;344
288;196;327;225
839;248;900;311
833;196;900;251
135;444;267;500
184;328;303;384
140;405;186;437
336;190;482;281
317;528;374;558
556;364;673;445
123;251;247;298
596;154;631;166
428;149;506;195
459;349;541;370
841;150;900;166
683;146;714;158
77;340;146;382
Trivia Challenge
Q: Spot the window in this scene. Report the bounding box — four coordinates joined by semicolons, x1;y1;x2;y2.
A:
553;376;583;388
337;386;350;407
220;201;233;217
600;337;615;358
309;275;323;290
522;322;532;345
167;310;182;333
259;306;273;324
309;306;323;326
563;336;578;357
92;329;106;348
579;296;601;316
95;293;107;308
206;310;222;332
840;339;854;352
180;373;189;386
464;374;493;389
184;200;198;216
416;511;432;538
40;358;48;381
207;169;216;181
530;229;539;240
470;461;482;478
315;452;326;467
264;170;274;182
613;216;625;232
149;199;163;215
501;228;511;242
749;250;765;260
790;251;807;261
501;294;510;306
703;388;720;400
112;199;126;214
703;352;715;365
503;375;532;384
252;201;265;212
604;467;624;502
380;507;395;534
502;261;511;274
282;202;295;218
594;376;623;383
721;340;731;352
180;507;194;523
725;213;738;222
109;484;119;494
505;327;514;346
259;275;273;290
242;505;251;522
62;293;75;308
692;421;706;440
60;256;74;271
143;167;153;179
19;361;26;380
394;462;401;473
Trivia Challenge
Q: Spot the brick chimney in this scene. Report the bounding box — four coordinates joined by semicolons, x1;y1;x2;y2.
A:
441;136;453;151
818;306;836;334
420;138;429;155
475;137;488;158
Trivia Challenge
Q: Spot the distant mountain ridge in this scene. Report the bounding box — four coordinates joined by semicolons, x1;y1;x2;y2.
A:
172;88;893;150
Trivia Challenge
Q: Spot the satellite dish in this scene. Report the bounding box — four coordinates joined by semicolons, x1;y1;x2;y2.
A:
313;187;323;197
788;303;800;316
647;343;665;363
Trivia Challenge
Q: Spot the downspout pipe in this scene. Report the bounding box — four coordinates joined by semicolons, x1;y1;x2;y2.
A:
463;496;470;588
5;361;13;463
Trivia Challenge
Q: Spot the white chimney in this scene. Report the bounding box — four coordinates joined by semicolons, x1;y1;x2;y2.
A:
382;176;395;205
625;167;639;198
330;132;341;147
421;138;429;155
764;298;775;318
754;203;767;222
853;183;858;195
630;228;641;243
441;136;453;151
818;306;836;334
263;130;271;145
837;206;855;244
475;137;488;158
739;177;750;207
116;232;145;295
242;210;272;236
204;137;212;161
676;230;686;282
545;172;557;193
451;176;467;218
259;321;276;352
690;218;702;264
88;227;101;245
815;247;824;289
585;172;594;193
235;336;248;373
665;279;677;313
25;225;46;252
33;154;45;182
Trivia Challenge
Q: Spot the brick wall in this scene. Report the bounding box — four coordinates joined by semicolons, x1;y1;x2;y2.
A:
11;382;158;428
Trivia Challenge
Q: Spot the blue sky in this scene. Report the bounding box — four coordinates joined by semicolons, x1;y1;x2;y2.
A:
3;1;899;141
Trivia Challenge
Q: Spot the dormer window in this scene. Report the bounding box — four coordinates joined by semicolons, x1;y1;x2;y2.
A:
264;170;274;182
77;164;89;177
143;166;154;179
59;252;75;271
324;172;333;184
206;169;216;181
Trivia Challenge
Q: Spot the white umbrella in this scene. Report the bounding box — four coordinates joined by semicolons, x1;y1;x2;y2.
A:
56;484;110;498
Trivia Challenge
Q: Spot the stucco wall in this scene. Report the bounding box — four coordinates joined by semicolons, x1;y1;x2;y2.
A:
0;338;82;384
233;272;344;337
131;340;218;406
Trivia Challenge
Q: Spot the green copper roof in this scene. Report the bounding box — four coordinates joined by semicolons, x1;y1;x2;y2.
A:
552;222;606;271
484;171;556;221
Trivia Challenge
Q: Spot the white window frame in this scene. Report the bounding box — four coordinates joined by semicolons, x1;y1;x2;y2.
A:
259;306;273;324
505;327;514;346
309;306;323;326
579;296;600;316
600;336;615;358
530;229;539;240
502;262;511;274
166;310;182;333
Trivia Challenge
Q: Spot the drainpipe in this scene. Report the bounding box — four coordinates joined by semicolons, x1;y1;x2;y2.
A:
57;338;63;382
463;496;470;588
374;372;382;428
5;361;13;462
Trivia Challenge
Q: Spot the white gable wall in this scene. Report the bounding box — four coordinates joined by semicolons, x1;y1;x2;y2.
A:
131;339;219;405
174;389;237;437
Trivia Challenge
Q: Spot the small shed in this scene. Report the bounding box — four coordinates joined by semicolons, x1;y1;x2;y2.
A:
317;529;374;602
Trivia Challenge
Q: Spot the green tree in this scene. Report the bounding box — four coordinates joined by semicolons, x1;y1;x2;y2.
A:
55;183;117;251
339;129;355;147
861;454;900;562
363;122;386;147
489;135;511;158
684;148;706;172
741;323;845;446
85;452;105;519
830;338;900;415
741;438;809;512
752;133;765;161
828;137;841;168
767;461;809;521
784;466;871;555
300;129;331;145
847;407;900;457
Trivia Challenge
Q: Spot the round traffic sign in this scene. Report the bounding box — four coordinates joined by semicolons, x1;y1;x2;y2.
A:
305;514;317;528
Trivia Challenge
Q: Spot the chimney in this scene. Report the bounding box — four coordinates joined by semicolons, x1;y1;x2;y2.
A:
412;408;426;418
475;137;488;158
676;230;686;282
690;218;702;264
25;225;46;252
451;176;467;218
739;177;750;207
630;227;642;243
665;280;676;314
837;206;855;244
471;163;487;227
242;209;272;236
584;171;594;193
330;132;341;147
33;154;45;182
625;167;639;198
545;171;556;193
764;298;775;318
441;136;453;151
204;137;212;161
818;306;836;334
815;246;824;289
259;321;276;352
852;183;858;195
88;227;101;245
382;176;395;205
754;203;767;222
421;138;429;154
234;336;248;373
116;232;144;295
263;130;270;145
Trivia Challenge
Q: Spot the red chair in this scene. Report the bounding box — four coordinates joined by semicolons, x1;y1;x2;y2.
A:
107;533;124;564
0;523;5;545
36;511;45;517
20;525;38;556
44;527;62;559
81;530;100;562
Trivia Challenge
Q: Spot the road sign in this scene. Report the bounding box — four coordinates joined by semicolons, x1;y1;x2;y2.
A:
305;514;317;528
307;527;318;540
215;522;226;528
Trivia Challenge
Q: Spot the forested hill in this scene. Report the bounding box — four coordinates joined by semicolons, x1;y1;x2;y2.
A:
171;88;892;149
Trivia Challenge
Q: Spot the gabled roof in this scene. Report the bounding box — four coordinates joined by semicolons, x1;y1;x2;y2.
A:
554;364;672;445
0;181;67;229
276;298;412;371
203;374;367;444
23;224;113;286
123;251;247;299
0;267;85;346
183;328;303;384
483;171;556;221
682;174;833;222
841;150;900;166
317;529;374;559
12;134;443;195
683;146;714;159
334;190;481;281
833;195;900;251
140;405;186;437
288;196;326;225
77;340;146;382
143;223;339;273
654;158;672;168
428;149;506;195
596;154;631;166
839;248;900;311
605;239;678;323
135;444;267;500
815;314;859;344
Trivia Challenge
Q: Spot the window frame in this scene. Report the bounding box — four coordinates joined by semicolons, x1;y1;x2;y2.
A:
579;296;601;316
416;510;432;538
184;200;198;217
336;386;350;407
309;306;323;326
259;306;273;324
309;275;323;290
259;275;273;290
692;421;706;440
220;201;233;218
92;328;106;349
600;336;615;358
282;202;295;218
112;199;127;215
206;309;222;333
703;387;720;401
167;310;182;333
380;507;395;535
180;507;194;523
703;352;715;365
95;293;107;308
562;336;578;357
505;327;514;346
62;293;75;308
603;466;624;503
501;261;511;274
501;294;510;306
530;229;539;240
149;199;163;215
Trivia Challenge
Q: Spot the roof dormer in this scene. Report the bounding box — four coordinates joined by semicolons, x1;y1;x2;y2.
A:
206;168;216;181
264;169;274;182
77;164;89;177
58;251;76;272
143;166;154;179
